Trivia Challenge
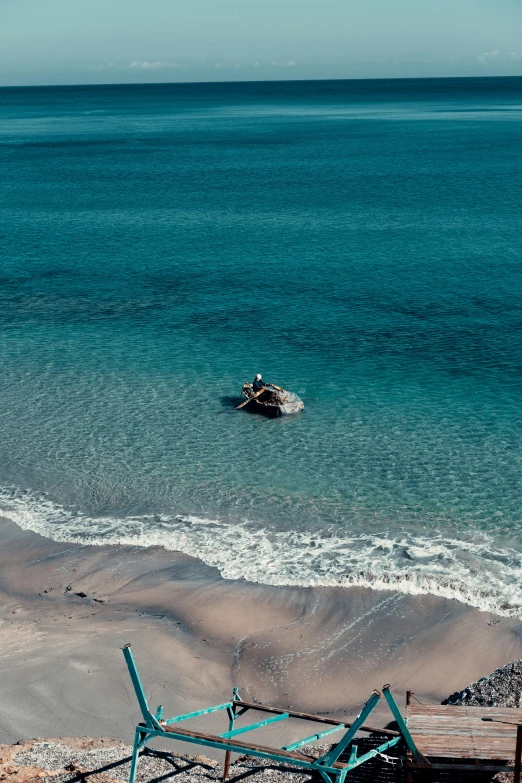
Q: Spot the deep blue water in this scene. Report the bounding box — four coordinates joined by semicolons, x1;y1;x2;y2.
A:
1;77;522;615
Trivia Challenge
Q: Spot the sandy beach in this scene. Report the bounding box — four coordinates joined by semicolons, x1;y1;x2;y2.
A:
0;515;521;753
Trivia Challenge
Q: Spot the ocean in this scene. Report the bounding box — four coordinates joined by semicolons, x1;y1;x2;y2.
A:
1;77;521;616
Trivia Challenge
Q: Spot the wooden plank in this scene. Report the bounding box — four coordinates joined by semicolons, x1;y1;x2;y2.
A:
411;739;514;746
514;726;522;783
413;749;511;758
407;706;522;723
233;699;399;737
406;704;522;760
410;725;519;729
410;763;515;772
409;724;518;731
415;732;518;738
411;737;514;754
408;705;521;711
410;721;519;729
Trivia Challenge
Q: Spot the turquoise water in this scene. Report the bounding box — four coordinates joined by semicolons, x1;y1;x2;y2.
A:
1;78;522;615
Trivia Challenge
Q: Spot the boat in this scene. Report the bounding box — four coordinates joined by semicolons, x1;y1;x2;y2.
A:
240;383;304;417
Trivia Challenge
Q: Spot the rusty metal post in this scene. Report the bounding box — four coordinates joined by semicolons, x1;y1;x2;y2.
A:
405;690;413;781
223;751;231;781
514;725;522;783
223;687;239;781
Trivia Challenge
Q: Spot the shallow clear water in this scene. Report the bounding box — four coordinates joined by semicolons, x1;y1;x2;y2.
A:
1;78;522;615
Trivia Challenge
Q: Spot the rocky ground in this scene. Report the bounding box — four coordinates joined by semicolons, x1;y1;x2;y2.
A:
1;660;522;783
0;737;402;783
443;660;522;708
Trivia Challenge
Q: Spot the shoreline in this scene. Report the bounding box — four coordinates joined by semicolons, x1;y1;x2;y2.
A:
2;490;522;620
0;514;521;750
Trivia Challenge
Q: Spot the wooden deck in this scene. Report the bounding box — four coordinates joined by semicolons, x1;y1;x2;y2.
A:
407;703;522;761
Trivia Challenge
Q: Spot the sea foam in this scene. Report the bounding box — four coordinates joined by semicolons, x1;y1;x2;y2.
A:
1;487;521;619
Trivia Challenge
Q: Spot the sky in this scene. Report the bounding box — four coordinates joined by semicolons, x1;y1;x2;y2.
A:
1;0;522;86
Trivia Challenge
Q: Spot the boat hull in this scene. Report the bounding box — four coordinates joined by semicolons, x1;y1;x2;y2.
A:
241;383;304;417
245;398;304;417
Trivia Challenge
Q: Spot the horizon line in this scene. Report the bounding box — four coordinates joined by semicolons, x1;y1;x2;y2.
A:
1;73;522;91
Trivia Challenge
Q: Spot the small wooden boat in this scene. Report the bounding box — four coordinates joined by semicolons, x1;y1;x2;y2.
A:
240;383;304;417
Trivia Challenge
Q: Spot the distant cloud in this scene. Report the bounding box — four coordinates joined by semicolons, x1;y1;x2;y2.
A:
129;60;171;70
509;52;521;61
213;62;244;69
89;62;114;71
271;60;297;68
477;50;499;64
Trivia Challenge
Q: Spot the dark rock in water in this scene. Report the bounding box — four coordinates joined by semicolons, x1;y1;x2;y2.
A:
442;659;522;707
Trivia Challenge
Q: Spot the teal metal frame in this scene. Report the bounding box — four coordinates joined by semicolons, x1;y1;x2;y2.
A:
122;645;413;783
382;685;429;766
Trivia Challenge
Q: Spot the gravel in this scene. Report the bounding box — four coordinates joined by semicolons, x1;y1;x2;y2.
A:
443;660;522;708
5;660;522;782
8;737;403;783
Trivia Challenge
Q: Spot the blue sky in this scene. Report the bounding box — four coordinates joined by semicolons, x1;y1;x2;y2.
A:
2;0;522;86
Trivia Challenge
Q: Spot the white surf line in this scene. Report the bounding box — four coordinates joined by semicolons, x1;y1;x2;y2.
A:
2;492;522;618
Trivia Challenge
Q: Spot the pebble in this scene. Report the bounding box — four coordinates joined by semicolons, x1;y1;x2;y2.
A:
7;660;522;782
443;659;522;707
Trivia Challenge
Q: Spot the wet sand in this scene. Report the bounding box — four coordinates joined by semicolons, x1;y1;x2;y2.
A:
0;516;521;750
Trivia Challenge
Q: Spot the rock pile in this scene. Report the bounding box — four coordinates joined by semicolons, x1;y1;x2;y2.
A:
443;659;522;708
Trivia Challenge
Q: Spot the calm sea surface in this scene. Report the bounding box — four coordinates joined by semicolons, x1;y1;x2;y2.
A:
1;78;521;615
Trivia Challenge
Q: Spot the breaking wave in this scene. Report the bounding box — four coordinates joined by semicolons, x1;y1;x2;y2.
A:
1;486;521;619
